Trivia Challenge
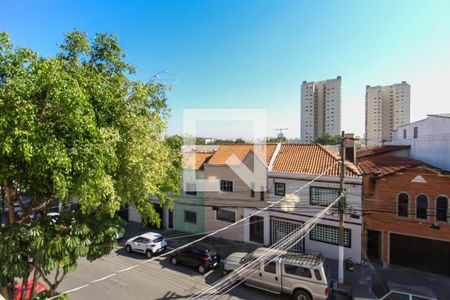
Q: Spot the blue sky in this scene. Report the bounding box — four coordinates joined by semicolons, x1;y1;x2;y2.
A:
1;0;450;139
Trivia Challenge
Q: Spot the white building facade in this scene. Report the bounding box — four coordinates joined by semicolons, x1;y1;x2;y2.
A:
301;76;342;143
388;114;450;171
365;81;410;147
243;173;363;262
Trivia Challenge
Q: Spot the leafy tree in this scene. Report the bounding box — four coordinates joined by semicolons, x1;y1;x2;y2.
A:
265;136;287;143
314;133;342;145
0;30;181;298
234;138;246;144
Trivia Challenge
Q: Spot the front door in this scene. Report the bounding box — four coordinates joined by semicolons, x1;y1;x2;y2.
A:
250;216;264;244
367;230;381;261
259;261;282;293
168;210;174;229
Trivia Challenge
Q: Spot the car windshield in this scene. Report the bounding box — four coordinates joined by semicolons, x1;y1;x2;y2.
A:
240;252;254;264
205;247;217;257
153;236;164;243
372;281;391;298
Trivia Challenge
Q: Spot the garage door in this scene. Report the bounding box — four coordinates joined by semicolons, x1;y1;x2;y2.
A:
270;217;304;252
390;233;450;275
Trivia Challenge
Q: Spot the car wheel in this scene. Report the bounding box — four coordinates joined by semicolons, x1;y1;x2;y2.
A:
294;289;312;300
171;257;177;265
125;245;132;253
198;265;206;274
146;250;153;259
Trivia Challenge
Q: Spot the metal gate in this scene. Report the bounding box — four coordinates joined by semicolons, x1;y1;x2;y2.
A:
270;217;304;252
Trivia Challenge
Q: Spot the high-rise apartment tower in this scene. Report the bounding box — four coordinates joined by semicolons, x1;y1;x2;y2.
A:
301;76;342;143
365;81;410;147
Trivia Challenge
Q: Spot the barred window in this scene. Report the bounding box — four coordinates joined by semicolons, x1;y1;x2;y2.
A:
220;180;233;192
216;209;235;223
310;224;351;248
310;187;340;206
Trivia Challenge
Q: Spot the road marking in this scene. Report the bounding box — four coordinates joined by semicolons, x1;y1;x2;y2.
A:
63;284;90;294
118;264;139;273
90;273;117;283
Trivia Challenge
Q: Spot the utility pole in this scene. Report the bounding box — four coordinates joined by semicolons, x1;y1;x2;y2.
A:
338;130;346;285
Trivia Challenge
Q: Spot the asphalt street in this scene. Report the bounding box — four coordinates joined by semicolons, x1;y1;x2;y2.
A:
56;246;292;300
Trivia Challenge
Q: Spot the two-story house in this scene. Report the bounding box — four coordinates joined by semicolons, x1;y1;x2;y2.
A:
358;152;450;275
202;143;363;262
243;144;363;262
203;144;278;242
127;151;214;232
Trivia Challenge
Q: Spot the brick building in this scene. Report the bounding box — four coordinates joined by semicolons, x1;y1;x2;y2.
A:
358;152;450;275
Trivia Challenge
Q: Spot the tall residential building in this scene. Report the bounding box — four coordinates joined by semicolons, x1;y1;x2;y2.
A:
365;81;410;147
301;76;342;143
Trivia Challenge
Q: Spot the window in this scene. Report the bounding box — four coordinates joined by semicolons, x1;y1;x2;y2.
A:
185;183;197;196
397;193;409;217
220;180;233;192
310;187;340;206
385;292;409;300
310;224;351;247
264;262;276;274
403;129;407;139
250;183;255;198
260;191;265;201
413;126;418;138
216;209;235;223
275;183;286;196
184;210;197;224
436;196;448;222
284;265;312;278
314;269;322;281
416;195;428;219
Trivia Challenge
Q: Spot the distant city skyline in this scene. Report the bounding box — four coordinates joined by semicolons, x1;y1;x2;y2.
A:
2;0;450;139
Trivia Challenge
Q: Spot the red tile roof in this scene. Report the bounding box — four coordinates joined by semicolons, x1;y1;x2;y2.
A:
271;144;360;177
183;152;214;170
207;144;278;165
357;145;410;159
358;154;422;176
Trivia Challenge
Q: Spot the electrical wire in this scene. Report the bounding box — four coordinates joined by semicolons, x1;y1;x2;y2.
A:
48;161;339;300
189;195;343;300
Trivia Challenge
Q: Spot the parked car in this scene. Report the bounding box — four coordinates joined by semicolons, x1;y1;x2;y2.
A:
170;243;220;274
116;226;125;240
125;232;167;258
353;281;437;300
224;247;328;300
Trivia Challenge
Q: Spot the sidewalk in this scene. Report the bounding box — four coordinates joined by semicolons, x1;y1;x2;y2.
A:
326;258;450;299
122;222;450;299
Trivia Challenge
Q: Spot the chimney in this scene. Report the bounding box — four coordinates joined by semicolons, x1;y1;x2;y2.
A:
344;133;356;163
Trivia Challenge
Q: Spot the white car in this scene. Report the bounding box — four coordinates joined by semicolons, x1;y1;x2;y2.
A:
125;232;167;258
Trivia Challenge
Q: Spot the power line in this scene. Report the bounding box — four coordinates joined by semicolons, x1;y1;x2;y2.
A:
48;161;339;300
189;195;343;300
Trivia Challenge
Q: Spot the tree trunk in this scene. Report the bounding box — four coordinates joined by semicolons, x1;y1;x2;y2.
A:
19;271;30;300
3;181;15;225
29;268;40;299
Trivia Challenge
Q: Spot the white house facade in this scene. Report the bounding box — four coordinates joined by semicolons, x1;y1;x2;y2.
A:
388;114;450;171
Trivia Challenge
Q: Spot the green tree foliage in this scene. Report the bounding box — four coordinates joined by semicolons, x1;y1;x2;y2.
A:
0;30;181;297
314;133;342;145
